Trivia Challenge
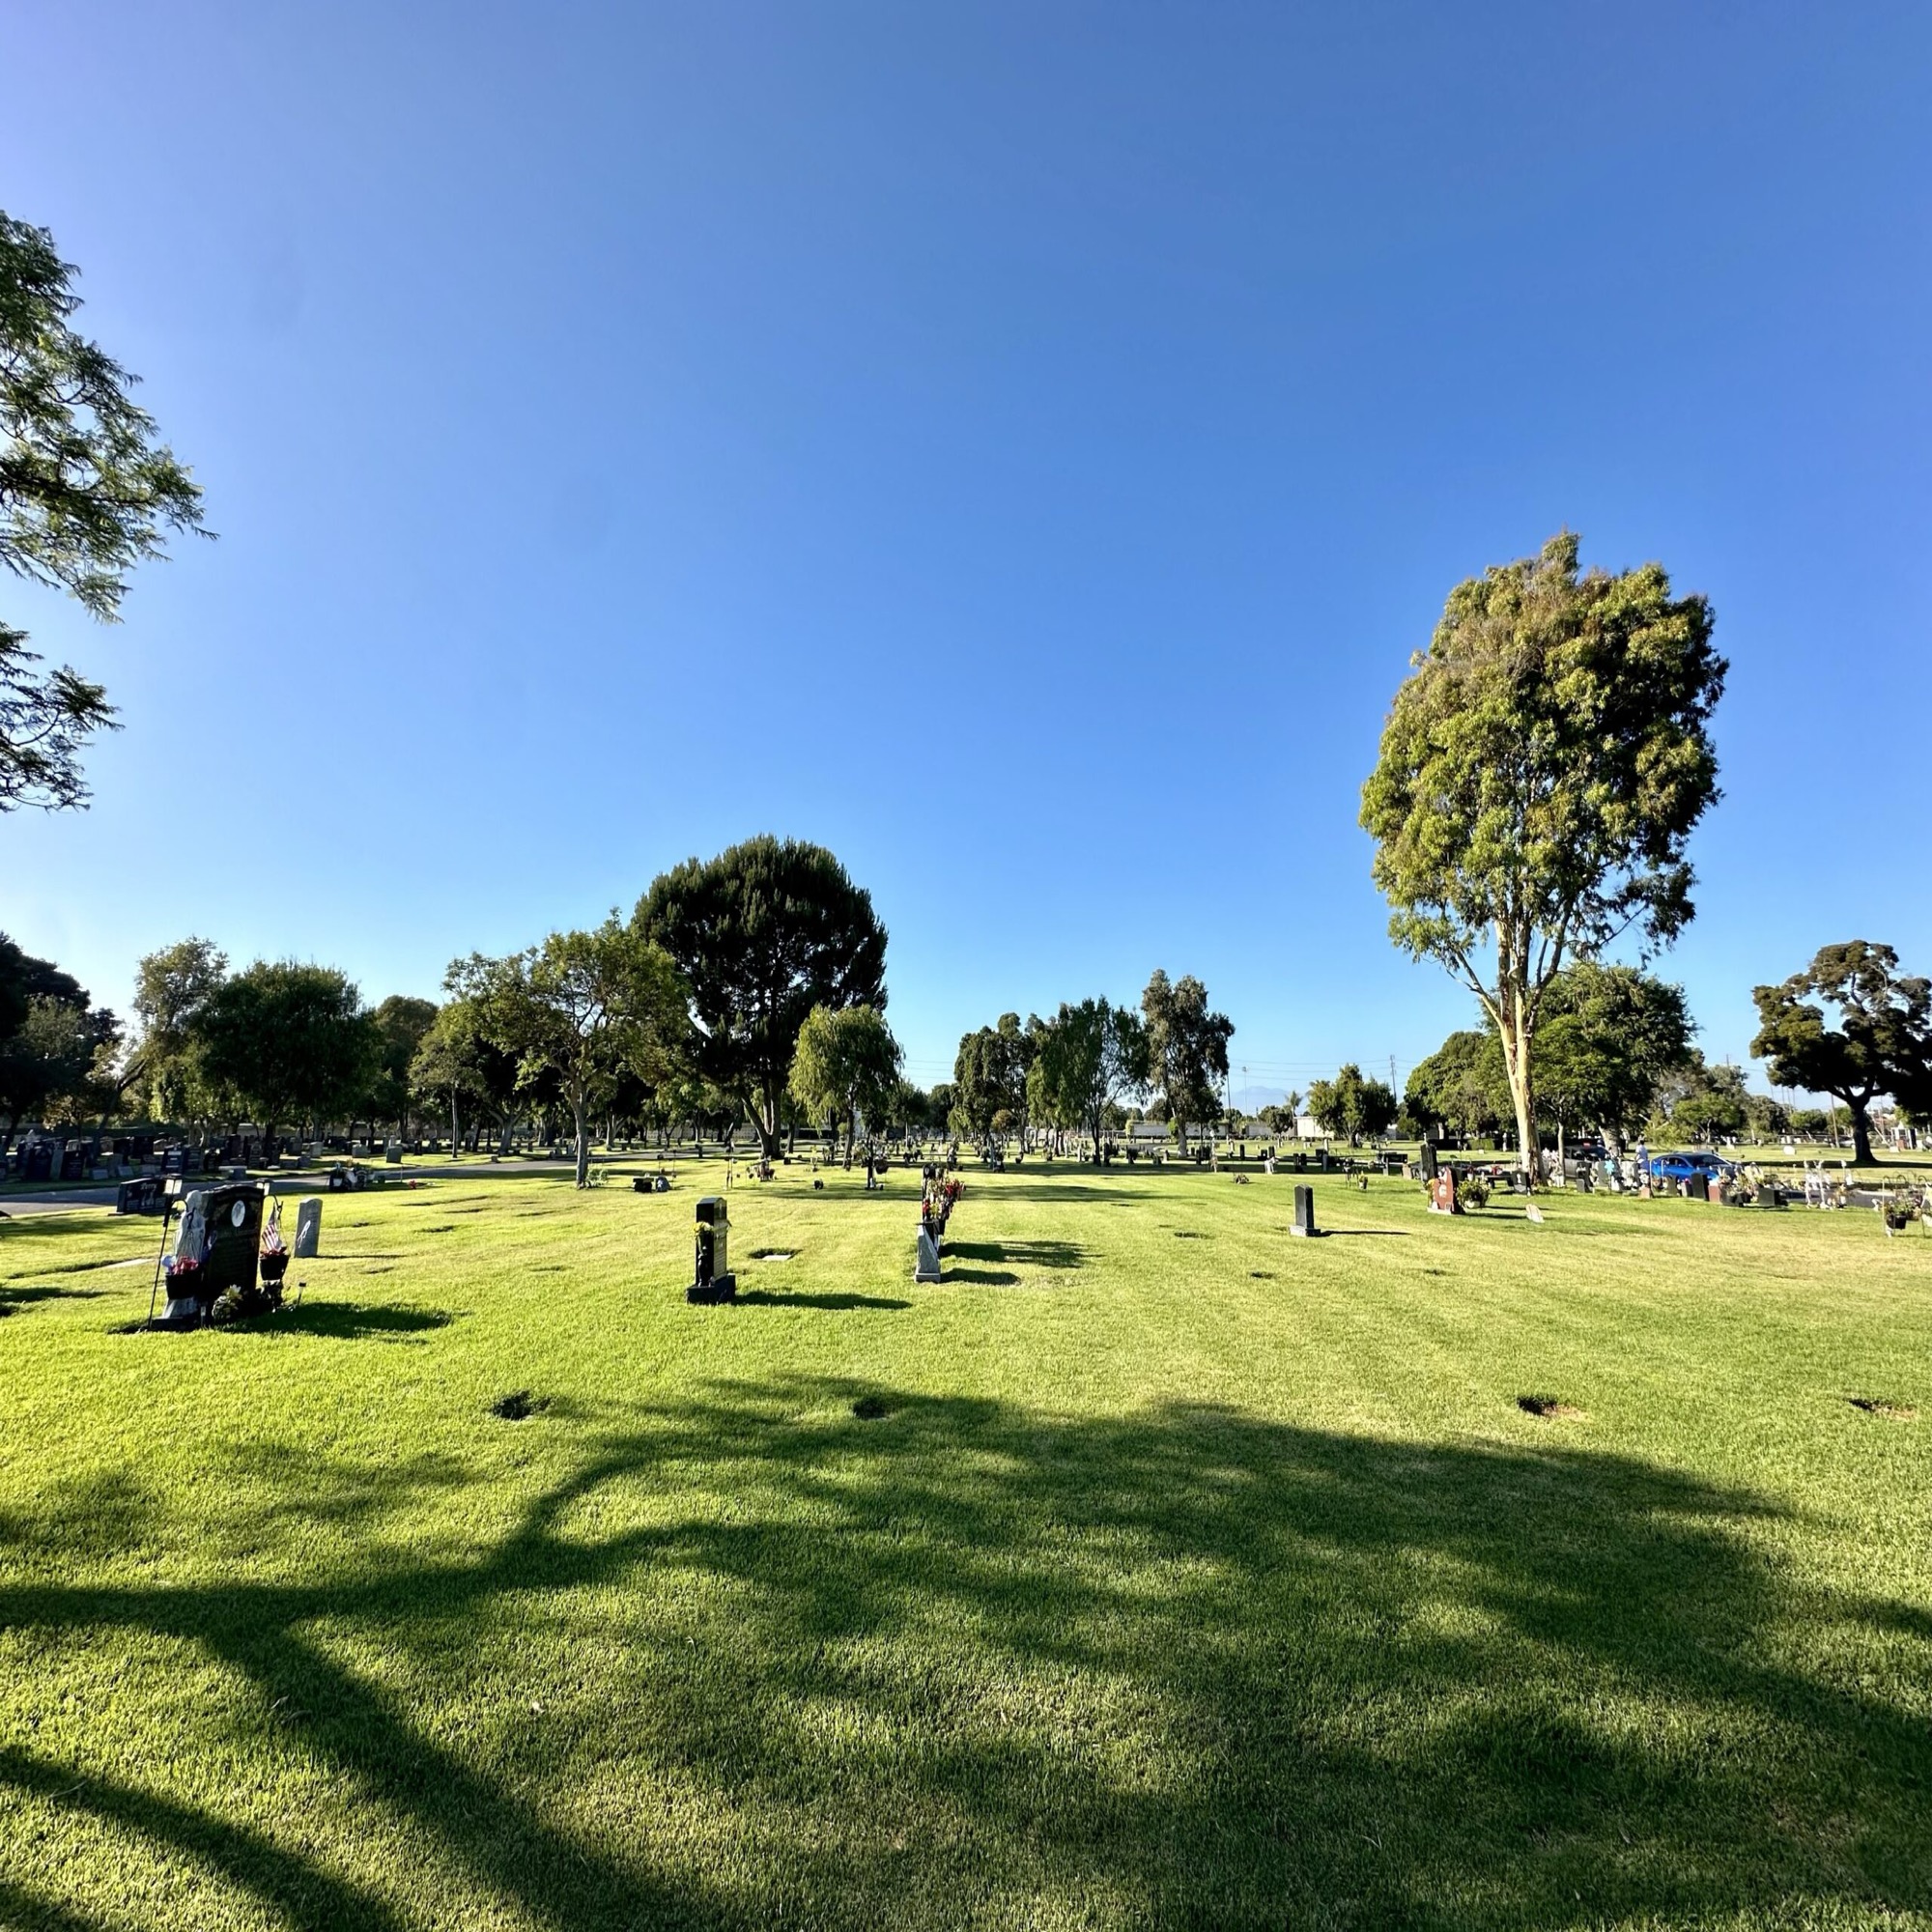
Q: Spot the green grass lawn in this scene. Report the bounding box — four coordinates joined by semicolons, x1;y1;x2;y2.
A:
2;1163;1928;1929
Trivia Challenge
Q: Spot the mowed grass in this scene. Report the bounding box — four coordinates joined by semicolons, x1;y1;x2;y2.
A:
1;1163;1929;1930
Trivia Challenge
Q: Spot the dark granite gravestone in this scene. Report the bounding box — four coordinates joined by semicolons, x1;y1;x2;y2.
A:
1291;1184;1317;1237
687;1195;736;1303
23;1142;53;1182
204;1184;266;1295
161;1183;265;1322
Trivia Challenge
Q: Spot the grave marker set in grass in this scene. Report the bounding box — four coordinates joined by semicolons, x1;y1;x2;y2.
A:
0;1161;1928;1927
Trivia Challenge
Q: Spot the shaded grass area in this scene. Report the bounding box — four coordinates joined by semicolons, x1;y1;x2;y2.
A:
1;1164;1929;1928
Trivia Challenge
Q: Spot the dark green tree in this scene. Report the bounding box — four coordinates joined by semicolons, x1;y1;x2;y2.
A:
951;1013;1037;1151
192;961;379;1148
1362;531;1724;1181
1307;1064;1397;1146
411;995;524;1153
0;993;119;1130
1140;970;1234;1153
366;995;439;1136
1027;1000;1148;1154
1751;942;1932;1165
2;213;208;810
1531;964;1694;1147
1404;1033;1507;1144
635;836;888;1160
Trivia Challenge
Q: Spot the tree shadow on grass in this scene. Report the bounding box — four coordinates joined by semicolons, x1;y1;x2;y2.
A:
732;1291;912;1312
943;1266;1023;1286
227;1303;455;1340
0;1385;1927;1927
947;1240;1086;1269
0;1283;106;1308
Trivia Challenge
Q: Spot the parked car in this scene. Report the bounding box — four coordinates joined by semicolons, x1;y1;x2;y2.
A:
1646;1151;1739;1182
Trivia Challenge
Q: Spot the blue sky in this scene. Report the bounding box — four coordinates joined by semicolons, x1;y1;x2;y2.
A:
3;1;1928;1098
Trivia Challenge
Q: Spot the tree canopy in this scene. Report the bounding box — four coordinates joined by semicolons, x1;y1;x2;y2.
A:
367;996;440;1132
128;937;227;1122
789;1004;903;1163
951;1013;1037;1148
1026;1000;1147;1152
411;995;524;1151
2;212;207;810
452;920;685;1186
635;836;887;1159
1531;963;1694;1144
1306;1064;1397;1145
0;934;119;1130
193;961;378;1141
1140;970;1233;1152
1361;531;1724;1179
1751;941;1931;1165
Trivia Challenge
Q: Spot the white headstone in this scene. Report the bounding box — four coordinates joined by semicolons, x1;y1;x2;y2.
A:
294;1197;323;1259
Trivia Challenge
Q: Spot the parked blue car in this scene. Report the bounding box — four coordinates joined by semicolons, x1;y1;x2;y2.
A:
1646;1151;1739;1182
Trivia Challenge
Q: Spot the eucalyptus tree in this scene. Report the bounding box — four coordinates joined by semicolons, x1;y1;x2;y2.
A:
952;1012;1037;1151
1028;1000;1148;1156
1361;531;1724;1181
128;937;228;1122
1140;970;1233;1153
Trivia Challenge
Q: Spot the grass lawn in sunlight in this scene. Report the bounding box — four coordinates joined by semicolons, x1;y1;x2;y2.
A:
2;1160;1928;1928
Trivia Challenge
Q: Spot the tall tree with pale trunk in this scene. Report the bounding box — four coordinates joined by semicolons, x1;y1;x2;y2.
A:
1360;532;1724;1180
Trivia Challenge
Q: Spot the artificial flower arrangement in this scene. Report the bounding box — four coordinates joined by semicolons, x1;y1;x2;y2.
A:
921;1175;965;1234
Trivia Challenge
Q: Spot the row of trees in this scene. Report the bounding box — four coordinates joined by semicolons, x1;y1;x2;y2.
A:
412;837;894;1184
1;837;899;1187
945;970;1236;1154
1396;945;1931;1162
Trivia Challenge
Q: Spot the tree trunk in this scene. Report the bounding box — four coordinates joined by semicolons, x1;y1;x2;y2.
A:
1848;1098;1876;1166
1500;1020;1537;1188
573;1092;591;1187
755;1072;782;1161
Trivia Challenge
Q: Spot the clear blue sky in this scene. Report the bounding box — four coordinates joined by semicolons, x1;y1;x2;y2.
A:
3;1;1928;1098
